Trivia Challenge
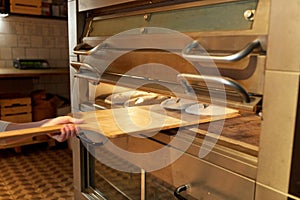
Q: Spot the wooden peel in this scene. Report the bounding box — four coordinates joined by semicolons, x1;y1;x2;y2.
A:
0;125;63;145
0;105;240;145
71;105;239;138
72;106;184;138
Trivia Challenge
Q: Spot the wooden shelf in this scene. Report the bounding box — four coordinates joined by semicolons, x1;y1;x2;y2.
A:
7;0;67;20
0;67;69;78
9;13;67;20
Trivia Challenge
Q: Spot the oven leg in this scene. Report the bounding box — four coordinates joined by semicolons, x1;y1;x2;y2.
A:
141;169;146;200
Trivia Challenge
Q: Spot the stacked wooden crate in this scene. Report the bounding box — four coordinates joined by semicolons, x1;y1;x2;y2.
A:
0;97;32;123
9;0;67;17
0;96;55;152
10;0;42;15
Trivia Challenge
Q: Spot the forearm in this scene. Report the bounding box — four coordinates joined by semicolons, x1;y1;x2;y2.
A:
1;116;82;144
5;119;51;131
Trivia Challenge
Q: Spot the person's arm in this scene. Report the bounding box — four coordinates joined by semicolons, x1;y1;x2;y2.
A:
41;116;83;142
3;116;83;143
5;119;50;131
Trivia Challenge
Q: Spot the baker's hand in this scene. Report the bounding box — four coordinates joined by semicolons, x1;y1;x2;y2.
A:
42;116;84;142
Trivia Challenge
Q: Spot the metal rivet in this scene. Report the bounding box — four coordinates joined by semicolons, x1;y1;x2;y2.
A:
140;27;147;34
144;14;151;21
244;10;255;21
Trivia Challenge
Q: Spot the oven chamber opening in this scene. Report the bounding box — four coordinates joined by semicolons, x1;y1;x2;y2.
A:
68;0;300;200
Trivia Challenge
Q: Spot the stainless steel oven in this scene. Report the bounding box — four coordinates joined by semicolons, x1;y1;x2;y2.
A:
67;0;300;199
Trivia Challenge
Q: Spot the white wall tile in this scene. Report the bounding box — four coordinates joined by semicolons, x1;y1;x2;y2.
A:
57;59;69;68
0;35;4;46
10;22;24;34
43;36;55;48
0;16;69;99
2;35;18;47
0;21;11;34
18;35;31;47
0;48;12;59
49;24;61;36
24;23;37;35
0;60;5;67
4;60;12;68
12;48;25;58
55;36;68;48
25;48;39;58
35;24;43;36
31;36;43;47
0;21;23;34
37;48;50;59
60;48;69;60
42;24;51;36
50;48;61;59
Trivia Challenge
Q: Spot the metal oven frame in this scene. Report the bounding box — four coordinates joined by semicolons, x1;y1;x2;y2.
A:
67;0;300;199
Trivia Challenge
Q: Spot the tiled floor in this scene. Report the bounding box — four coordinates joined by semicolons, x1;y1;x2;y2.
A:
0;142;74;200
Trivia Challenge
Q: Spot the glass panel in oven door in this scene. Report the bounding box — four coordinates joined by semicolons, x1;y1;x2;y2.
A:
80;136;142;200
88;0;258;37
142;128;257;200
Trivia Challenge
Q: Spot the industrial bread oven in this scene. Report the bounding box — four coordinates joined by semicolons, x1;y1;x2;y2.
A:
67;0;300;199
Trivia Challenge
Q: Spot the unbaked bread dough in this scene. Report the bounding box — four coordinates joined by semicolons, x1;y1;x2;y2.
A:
124;95;170;107
161;98;198;110
105;90;150;105
185;104;238;116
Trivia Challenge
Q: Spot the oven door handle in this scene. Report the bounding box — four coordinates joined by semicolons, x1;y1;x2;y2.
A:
71;61;101;85
174;184;190;200
177;73;251;103
73;42;107;55
70;61;101;75
76;132;107;146
182;39;260;62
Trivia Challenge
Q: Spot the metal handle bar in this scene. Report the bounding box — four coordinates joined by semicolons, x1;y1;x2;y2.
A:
177;73;251;103
76;132;106;147
71;61;101;85
174;184;189;200
73;43;107;56
70;61;102;75
182;39;260;62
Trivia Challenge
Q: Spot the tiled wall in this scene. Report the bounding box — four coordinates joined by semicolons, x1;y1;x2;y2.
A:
0;16;68;68
0;16;70;99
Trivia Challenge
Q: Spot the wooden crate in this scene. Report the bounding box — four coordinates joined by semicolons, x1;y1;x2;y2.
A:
0;96;56;152
10;0;42;15
0;135;56;153
0;97;32;123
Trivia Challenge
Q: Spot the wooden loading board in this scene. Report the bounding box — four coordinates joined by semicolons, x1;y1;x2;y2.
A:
0;105;240;145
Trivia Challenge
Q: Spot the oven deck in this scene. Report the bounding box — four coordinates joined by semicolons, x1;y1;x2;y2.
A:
77;96;261;199
93;96;261;152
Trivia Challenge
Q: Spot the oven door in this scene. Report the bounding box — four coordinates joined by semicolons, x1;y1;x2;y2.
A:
78;138;142;200
75;128;258;200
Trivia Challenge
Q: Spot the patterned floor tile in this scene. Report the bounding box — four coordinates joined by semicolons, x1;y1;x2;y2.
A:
0;143;74;200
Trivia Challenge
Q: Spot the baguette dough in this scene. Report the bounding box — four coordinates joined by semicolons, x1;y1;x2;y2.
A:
105;90;151;105
161;98;198;110
185;104;238;116
124;95;170;107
